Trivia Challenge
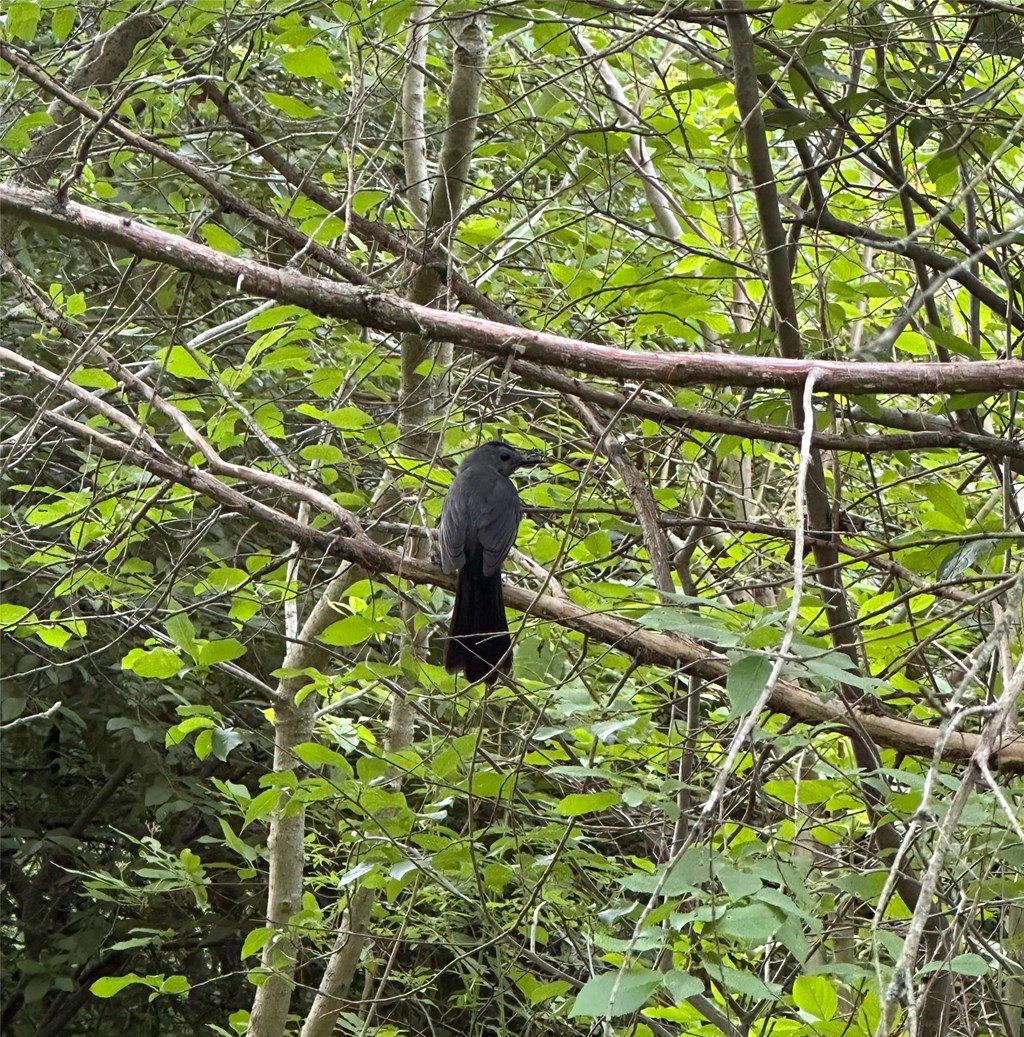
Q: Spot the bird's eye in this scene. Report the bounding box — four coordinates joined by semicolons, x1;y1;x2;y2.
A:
500;451;511;461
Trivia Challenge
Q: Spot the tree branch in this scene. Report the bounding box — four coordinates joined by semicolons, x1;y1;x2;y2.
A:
5;395;1022;773
3;184;1021;396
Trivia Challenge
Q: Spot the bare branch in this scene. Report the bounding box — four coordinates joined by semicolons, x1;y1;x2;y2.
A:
3;184;1021;396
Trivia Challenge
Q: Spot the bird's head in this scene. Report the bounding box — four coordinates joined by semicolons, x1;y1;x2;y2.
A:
470;440;545;477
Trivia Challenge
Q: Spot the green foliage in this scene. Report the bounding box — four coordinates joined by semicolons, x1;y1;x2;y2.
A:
2;0;1022;1035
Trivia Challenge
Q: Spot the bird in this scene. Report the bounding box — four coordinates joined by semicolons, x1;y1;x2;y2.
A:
438;440;543;684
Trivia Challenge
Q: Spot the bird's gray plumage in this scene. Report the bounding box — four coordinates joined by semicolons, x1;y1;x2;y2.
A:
438;440;542;684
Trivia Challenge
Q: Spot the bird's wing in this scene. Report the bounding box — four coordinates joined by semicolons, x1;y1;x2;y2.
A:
477;479;522;577
438;485;467;574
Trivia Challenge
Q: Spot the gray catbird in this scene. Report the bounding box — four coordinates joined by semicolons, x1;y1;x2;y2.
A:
439;440;543;684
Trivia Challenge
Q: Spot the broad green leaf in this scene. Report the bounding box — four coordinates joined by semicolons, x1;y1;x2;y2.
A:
200;224;242;256
709;965;781;999
793;974;838;1020
773;2;817;30
195;638;247;666
36;624;71;648
158;345;213;381
907;118;933;147
240;927;275;960
243;788;283;828
165;716;215;748
663;970;703;1002
199;567;249;592
91;974;149;998
51;5;75;40
555;790;620;816
90;973;188;998
165;612;197;655
281;46;339;86
293;742;351;769
715;902;783;945
263;92;320;118
0;604;32;627
763;778;836;806
7;2;40;41
526;978;573;1005
319;615;375;646
569;969;662;1018
2;112;51;153
295;403;372;429
467;769;516;798
158;975;191;995
71;368;118;389
122;647;182;679
247;304;310;331
726;653;773;718
919;952;991;976
211;727;244;761
923;481;967;531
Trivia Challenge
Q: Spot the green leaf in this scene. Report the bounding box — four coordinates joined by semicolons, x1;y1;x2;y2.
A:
301;444;345;464
763;778;835;806
71;368;117;389
773;1;816;30
555;790;620;816
715;902;783;945
36;624;71;649
923;324;981;360
199;566;249;591
158;975;190;995
200;224;242;256
663;969;703;1002
211;727;244;761
295;404;373;429
240;927;275;960
923;481;966;530
195;638;247;666
165;715;215;748
263;92;320;118
526;978;572;1005
51;6;75;40
0;604;32;627
243;788;283;828
715;862;762;900
2;112;52;153
122;647;182;679
319;615;375;646
90;973;188;999
165;612;197;655
895;331;928;356
7;2;41;41
280;46;340;86
792;974;838;1021
726;653;773;718
621;846;710;896
25;494;83;526
218;818;256;861
709;964;781;999
919;952;991;976
158;345;212;381
294;742;352;769
91;974;148;998
907;118;933;147
569;969;662;1018
467;769;516;798
247;305;311;331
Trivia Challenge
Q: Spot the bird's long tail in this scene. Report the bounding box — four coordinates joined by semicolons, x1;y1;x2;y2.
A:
445;568;511;685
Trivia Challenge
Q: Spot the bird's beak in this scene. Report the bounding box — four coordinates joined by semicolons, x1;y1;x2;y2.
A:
517;450;545;468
